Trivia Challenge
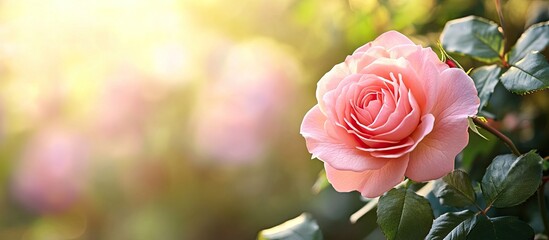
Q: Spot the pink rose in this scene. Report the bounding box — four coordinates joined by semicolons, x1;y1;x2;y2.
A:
300;31;480;198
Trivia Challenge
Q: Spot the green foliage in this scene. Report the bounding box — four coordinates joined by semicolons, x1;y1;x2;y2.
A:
470;65;502;110
441;17;549;104
441;16;503;63
377;188;433;240
500;52;549;94
508;21;549;64
426;210;476;240
429;151;543;238
258;213;323;240
490;216;535;239
481;151;543;208
433;170;476;208
428;208;535;239
467;215;534;240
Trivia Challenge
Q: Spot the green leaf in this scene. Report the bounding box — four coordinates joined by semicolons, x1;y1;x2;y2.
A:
426;210;476;240
312;170;329;194
258;213;323;240
466;215;495;239
377;188;433;240
441;16;504;63
500;52;549;94
508;21;549;64
470;65;502;110
433;170;476;208
467;215;534;240
490;216;535;240
429;213;534;240
481;151;543;208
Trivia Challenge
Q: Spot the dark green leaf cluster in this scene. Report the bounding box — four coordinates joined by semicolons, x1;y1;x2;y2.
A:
441;16;549;110
428;211;534;240
428;151;543;239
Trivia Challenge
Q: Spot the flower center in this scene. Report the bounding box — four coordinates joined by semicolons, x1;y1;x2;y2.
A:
338;71;420;148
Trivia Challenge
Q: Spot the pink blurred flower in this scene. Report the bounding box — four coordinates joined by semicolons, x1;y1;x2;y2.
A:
11;127;89;213
192;39;300;164
90;68;160;159
300;31;479;197
94;69;150;137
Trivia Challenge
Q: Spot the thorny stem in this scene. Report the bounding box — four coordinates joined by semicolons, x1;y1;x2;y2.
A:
539;181;549;236
472;117;521;156
494;0;510;67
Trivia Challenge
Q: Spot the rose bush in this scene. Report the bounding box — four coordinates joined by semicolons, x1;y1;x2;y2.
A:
300;31;480;197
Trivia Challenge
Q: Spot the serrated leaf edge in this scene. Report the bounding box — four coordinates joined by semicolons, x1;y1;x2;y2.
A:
441;170;477;206
441;15;503;63
483;151;542;207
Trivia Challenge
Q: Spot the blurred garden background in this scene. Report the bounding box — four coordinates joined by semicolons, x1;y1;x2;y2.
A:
0;0;547;239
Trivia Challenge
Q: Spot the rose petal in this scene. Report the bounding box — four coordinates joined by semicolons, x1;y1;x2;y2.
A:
357;137;414;155
372;91;420;141
431;68;479;120
389;45;447;74
367;73;411;132
405;118;468;181
326;74;392;129
325;155;409;198
369;114;434;158
353;42;373;54
316;63;350;113
388;45;447;114
347;50;388;72
322;74;362;122
301;105;329;140
300;105;388;171
370;30;415;49
359;58;427;109
405;68;479;181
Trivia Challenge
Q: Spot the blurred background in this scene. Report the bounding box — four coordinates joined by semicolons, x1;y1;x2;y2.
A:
0;0;547;239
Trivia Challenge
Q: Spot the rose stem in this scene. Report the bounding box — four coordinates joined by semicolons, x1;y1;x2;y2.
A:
494;0;510;67
538;181;549;236
472;117;521;156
